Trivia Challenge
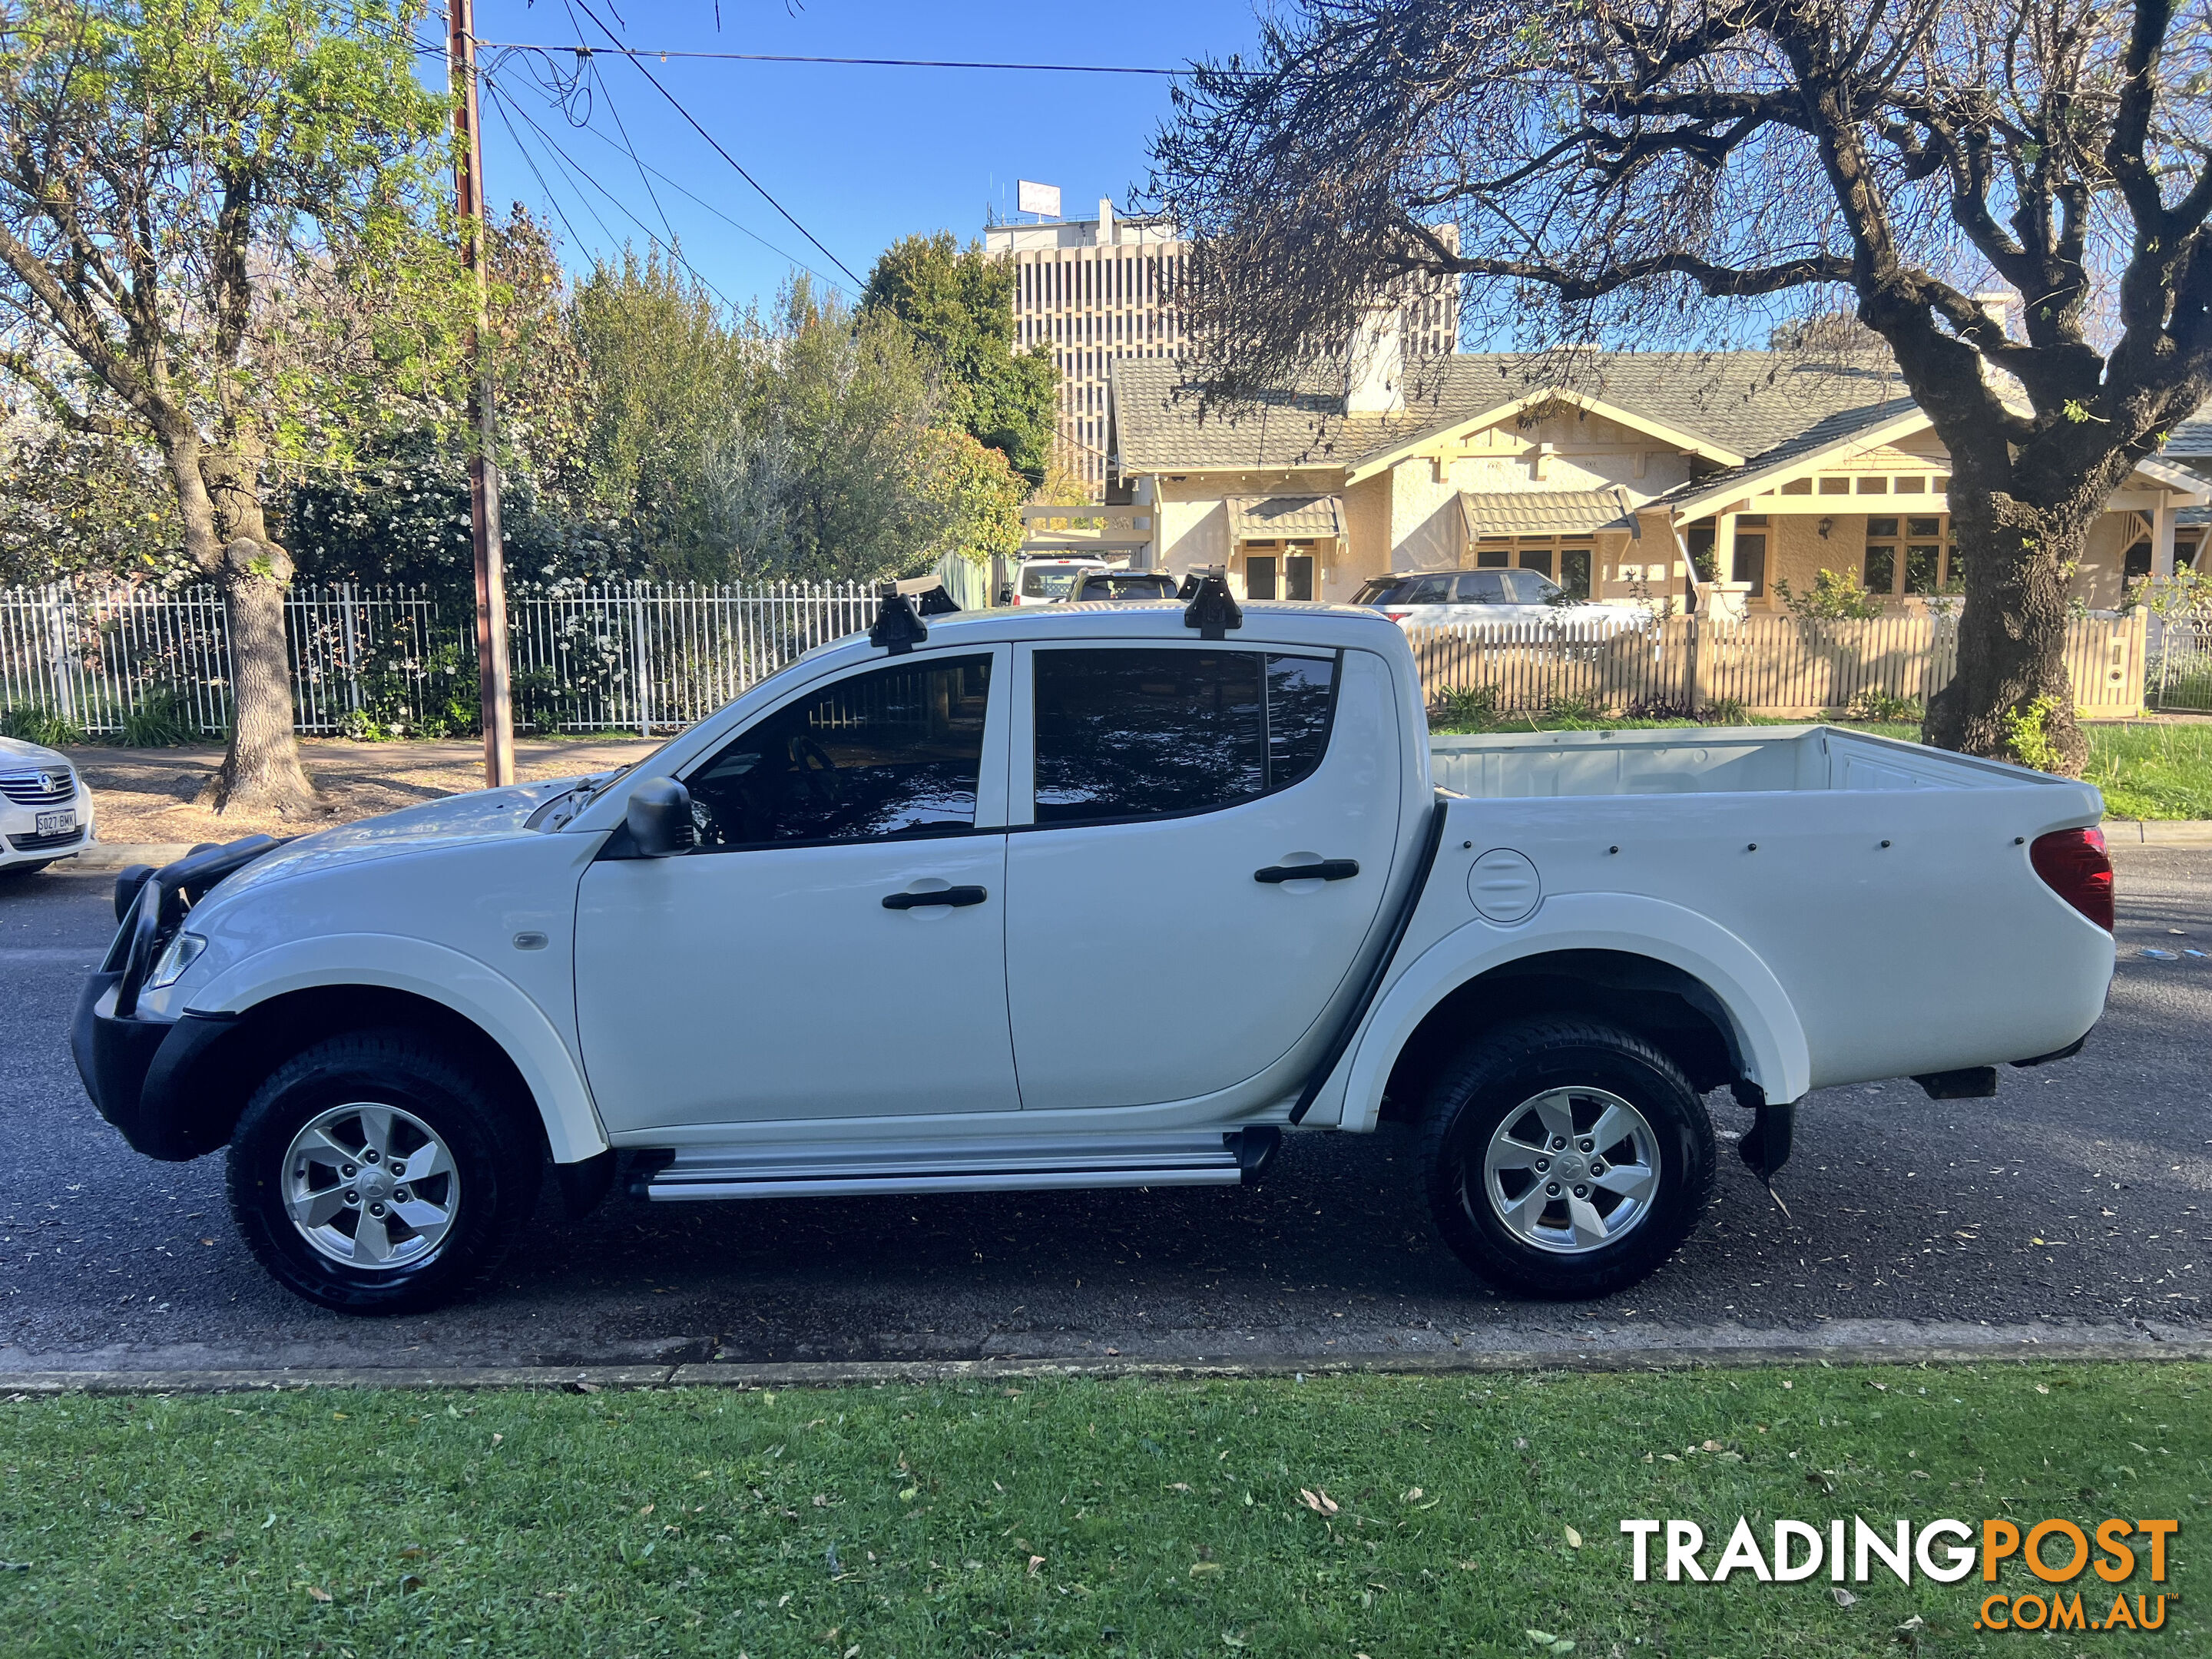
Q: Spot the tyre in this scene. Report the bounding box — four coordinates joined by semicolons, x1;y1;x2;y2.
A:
226;1028;544;1314
1421;1018;1715;1300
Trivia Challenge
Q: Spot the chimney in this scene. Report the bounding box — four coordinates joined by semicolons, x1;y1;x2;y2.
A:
1344;306;1405;414
1098;197;1114;245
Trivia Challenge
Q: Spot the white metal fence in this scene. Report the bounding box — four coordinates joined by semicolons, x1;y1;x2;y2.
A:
2150;620;2212;713
0;580;883;737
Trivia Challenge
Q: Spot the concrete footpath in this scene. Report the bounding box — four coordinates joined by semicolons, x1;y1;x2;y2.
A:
7;1326;2212;1398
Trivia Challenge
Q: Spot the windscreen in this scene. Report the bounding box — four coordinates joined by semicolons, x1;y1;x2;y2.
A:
1350;578;1405;605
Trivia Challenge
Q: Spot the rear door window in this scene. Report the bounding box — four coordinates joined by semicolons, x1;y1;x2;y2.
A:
685;655;993;847
1030;648;1339;826
1400;575;1453;604
1454;571;1509;603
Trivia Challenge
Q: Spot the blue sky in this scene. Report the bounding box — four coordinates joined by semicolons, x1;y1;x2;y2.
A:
450;0;1267;310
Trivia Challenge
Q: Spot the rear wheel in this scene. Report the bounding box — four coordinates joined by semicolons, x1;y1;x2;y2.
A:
1421;1018;1714;1299
227;1028;542;1314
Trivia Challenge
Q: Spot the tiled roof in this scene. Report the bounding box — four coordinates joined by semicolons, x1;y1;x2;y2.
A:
1228;495;1344;538
1111;351;1909;475
1459;489;1637;538
2166;409;2212;455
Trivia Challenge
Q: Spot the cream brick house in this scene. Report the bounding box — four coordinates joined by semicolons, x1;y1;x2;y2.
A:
1106;348;2210;613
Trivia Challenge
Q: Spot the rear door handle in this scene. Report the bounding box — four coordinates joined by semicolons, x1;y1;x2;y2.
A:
1254;859;1360;884
882;885;989;910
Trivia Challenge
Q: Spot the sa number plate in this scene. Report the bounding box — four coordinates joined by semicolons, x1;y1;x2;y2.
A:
35;809;75;836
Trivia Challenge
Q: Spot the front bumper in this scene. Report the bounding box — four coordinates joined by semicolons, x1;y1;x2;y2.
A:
71;972;237;1161
1;792;94;863
71;835;285;1160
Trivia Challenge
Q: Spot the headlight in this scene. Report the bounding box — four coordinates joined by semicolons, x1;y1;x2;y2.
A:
147;931;208;990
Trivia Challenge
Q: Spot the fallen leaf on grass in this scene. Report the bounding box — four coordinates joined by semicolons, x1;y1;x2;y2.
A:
1028;1555;1045;1576
1296;1488;1339;1515
1402;1487;1424;1502
397;1574;423;1594
2035;1383;2050;1395
1564;1526;1582;1548
1189;1561;1222;1576
1831;1587;1858;1608
304;1586;332;1604
1168;1483;1192;1492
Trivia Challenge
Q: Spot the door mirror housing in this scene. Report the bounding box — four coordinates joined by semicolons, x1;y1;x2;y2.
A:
625;777;695;857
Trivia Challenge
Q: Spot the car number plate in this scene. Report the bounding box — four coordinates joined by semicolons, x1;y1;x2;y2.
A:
35;809;75;836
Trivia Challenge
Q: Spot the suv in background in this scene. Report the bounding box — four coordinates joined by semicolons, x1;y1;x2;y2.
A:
1003;557;1109;606
1353;568;1652;634
1068;571;1179;604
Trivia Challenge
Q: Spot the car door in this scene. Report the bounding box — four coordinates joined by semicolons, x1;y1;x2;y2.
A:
575;647;1020;1133
1002;641;1402;1111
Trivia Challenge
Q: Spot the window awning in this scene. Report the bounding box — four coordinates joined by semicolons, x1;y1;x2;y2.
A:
1228;495;1344;540
1459;488;1637;539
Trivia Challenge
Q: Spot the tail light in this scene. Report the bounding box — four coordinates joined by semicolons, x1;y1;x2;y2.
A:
2030;826;2114;931
1382;611;1412;622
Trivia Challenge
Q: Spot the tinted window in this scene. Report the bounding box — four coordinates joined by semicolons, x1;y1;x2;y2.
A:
1079;574;1176;601
1454;571;1508;603
1401;575;1453;604
1351;578;1406;606
686;655;992;847
1504;571;1564;604
1021;566;1087;599
1032;649;1338;825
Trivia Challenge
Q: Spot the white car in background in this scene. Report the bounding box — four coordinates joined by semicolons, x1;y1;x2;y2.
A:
1353;568;1654;635
0;736;95;875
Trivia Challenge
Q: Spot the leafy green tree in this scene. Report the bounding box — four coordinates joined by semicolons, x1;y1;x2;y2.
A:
862;233;1058;488
0;0;464;810
0;401;184;585
704;280;1023;583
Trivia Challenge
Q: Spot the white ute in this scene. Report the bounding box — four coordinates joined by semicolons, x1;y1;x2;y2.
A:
72;578;2115;1313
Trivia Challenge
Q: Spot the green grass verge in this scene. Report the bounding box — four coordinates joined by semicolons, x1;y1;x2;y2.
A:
4;1365;2205;1656
1431;710;2212;820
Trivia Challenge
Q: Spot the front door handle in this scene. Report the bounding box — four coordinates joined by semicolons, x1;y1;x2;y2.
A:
1254;859;1360;884
882;885;989;910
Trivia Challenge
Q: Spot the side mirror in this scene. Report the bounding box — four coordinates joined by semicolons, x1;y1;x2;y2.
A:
625;777;695;858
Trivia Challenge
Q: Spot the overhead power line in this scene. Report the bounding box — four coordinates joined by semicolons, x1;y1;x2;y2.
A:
472;42;1243;77
557;0;866;289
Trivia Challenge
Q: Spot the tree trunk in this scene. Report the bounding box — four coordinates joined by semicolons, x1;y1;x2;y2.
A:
1922;478;2097;777
191;448;319;816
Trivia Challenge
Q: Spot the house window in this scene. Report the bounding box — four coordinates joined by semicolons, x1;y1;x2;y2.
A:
1864;517;1899;594
1245;556;1278;599
1475;536;1512;568
1558;541;1592;599
2124;540;2152;583
1904;515;1952;593
1819;478;1852;495
1518;545;1553;578
1731;524;1767;597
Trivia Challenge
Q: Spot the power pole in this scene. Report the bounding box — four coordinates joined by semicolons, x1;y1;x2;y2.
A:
449;0;515;787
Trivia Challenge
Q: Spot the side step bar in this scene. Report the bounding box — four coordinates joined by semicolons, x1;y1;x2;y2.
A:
632;1128;1280;1203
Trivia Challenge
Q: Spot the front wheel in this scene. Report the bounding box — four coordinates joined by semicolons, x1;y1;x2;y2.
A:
1421;1018;1714;1300
227;1028;543;1314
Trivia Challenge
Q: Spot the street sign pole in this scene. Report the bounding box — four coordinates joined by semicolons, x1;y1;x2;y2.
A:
449;0;515;786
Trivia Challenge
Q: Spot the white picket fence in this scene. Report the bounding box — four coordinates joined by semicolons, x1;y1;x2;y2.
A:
0;580;883;736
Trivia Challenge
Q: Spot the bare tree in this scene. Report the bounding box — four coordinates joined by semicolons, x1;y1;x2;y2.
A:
1152;0;2212;770
0;0;459;810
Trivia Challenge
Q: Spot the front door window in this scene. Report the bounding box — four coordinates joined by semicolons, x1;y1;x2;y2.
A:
685;656;992;846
